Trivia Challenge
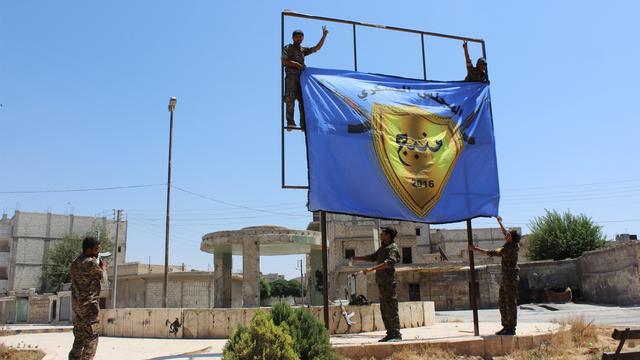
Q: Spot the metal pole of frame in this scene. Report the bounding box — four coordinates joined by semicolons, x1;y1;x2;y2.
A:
352;24;358;71
320;211;329;329
481;41;489;80
281;12;286;188
421;34;427;80
466;219;480;336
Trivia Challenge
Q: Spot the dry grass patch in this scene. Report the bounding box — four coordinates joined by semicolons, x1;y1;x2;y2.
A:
389;346;456;360
503;317;619;360
0;343;44;360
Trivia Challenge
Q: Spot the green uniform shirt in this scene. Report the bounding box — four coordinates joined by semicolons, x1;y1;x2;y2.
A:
70;254;105;312
488;242;520;281
465;64;488;82
364;242;401;283
282;43;315;78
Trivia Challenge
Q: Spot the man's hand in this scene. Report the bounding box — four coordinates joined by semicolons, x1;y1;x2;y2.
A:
496;215;503;223
322;25;329;37
100;259;107;271
361;268;370;274
463;41;468;49
468;244;475;252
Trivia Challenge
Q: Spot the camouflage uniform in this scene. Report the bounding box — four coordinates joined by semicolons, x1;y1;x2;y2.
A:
69;254;106;360
365;242;401;338
465;64;488;82
488;242;519;330
282;43;316;128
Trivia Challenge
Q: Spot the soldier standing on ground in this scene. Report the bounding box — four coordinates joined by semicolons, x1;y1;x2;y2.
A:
281;26;329;131
69;236;107;360
352;226;402;342
463;41;488;82
469;216;520;335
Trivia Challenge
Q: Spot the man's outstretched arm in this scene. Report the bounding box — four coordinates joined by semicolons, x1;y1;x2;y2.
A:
311;26;329;53
463;41;472;66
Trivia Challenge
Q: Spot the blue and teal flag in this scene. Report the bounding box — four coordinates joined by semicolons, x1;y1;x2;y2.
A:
301;68;499;224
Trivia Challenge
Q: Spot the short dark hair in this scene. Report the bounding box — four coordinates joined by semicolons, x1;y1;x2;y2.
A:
82;236;101;252
509;230;521;244
292;29;304;37
381;226;397;241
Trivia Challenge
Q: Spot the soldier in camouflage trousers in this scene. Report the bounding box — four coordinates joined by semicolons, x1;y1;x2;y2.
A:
470;216;520;335
281;26;328;130
69;236;107;360
353;226;402;342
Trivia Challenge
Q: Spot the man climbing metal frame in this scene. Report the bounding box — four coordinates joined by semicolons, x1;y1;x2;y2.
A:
281;25;329;131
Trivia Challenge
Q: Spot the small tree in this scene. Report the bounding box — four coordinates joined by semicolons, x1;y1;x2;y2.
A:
275;303;341;360
286;279;303;298
41;225;112;292
270;279;303;298
260;278;272;300
223;311;298;360
270;279;289;298
527;210;607;261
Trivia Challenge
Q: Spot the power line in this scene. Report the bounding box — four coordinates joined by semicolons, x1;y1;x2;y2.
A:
172;185;307;217
502;178;640;192
0;183;165;194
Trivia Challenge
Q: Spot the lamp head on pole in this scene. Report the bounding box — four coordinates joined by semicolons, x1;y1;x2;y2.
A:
168;97;177;112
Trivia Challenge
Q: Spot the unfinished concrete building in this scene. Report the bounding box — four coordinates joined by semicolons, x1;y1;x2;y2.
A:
0;210;127;294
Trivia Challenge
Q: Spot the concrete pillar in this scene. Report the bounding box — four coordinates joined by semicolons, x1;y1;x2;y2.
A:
213;250;232;308
242;239;260;307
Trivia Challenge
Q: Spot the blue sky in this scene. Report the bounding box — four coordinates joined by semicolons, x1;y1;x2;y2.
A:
2;1;639;279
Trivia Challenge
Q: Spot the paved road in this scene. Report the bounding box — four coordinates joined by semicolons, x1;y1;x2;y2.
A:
437;303;640;327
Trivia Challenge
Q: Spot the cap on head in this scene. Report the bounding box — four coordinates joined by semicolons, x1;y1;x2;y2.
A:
292;29;304;37
476;57;487;66
380;226;398;241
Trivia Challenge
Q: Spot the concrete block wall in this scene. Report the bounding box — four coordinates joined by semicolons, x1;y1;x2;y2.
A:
100;301;436;339
579;242;640;305
27;295;52;323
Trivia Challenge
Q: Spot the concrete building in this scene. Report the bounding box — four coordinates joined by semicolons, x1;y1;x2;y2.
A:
0;210;127;294
201;226;322;308
111;262;244;309
309;212;521;309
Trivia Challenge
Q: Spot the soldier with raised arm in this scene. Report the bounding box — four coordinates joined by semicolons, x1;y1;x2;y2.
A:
469;216;520;335
282;26;328;131
463;41;488;82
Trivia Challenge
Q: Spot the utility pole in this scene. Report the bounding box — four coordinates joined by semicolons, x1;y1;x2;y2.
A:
163;96;177;308
111;209;122;309
297;259;304;302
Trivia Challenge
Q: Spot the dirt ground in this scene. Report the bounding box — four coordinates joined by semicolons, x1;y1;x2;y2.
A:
381;317;634;360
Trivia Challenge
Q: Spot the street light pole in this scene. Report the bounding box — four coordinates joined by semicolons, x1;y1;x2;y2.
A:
162;96;177;308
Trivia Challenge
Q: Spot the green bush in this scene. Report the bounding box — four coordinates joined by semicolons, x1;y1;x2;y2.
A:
527;210;607;261
271;301;293;326
288;306;340;360
222;311;298;360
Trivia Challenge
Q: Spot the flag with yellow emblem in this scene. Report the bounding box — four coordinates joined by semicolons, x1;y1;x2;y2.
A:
301;68;499;223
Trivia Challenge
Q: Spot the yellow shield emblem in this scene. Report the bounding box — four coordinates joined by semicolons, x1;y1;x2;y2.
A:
371;103;464;217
